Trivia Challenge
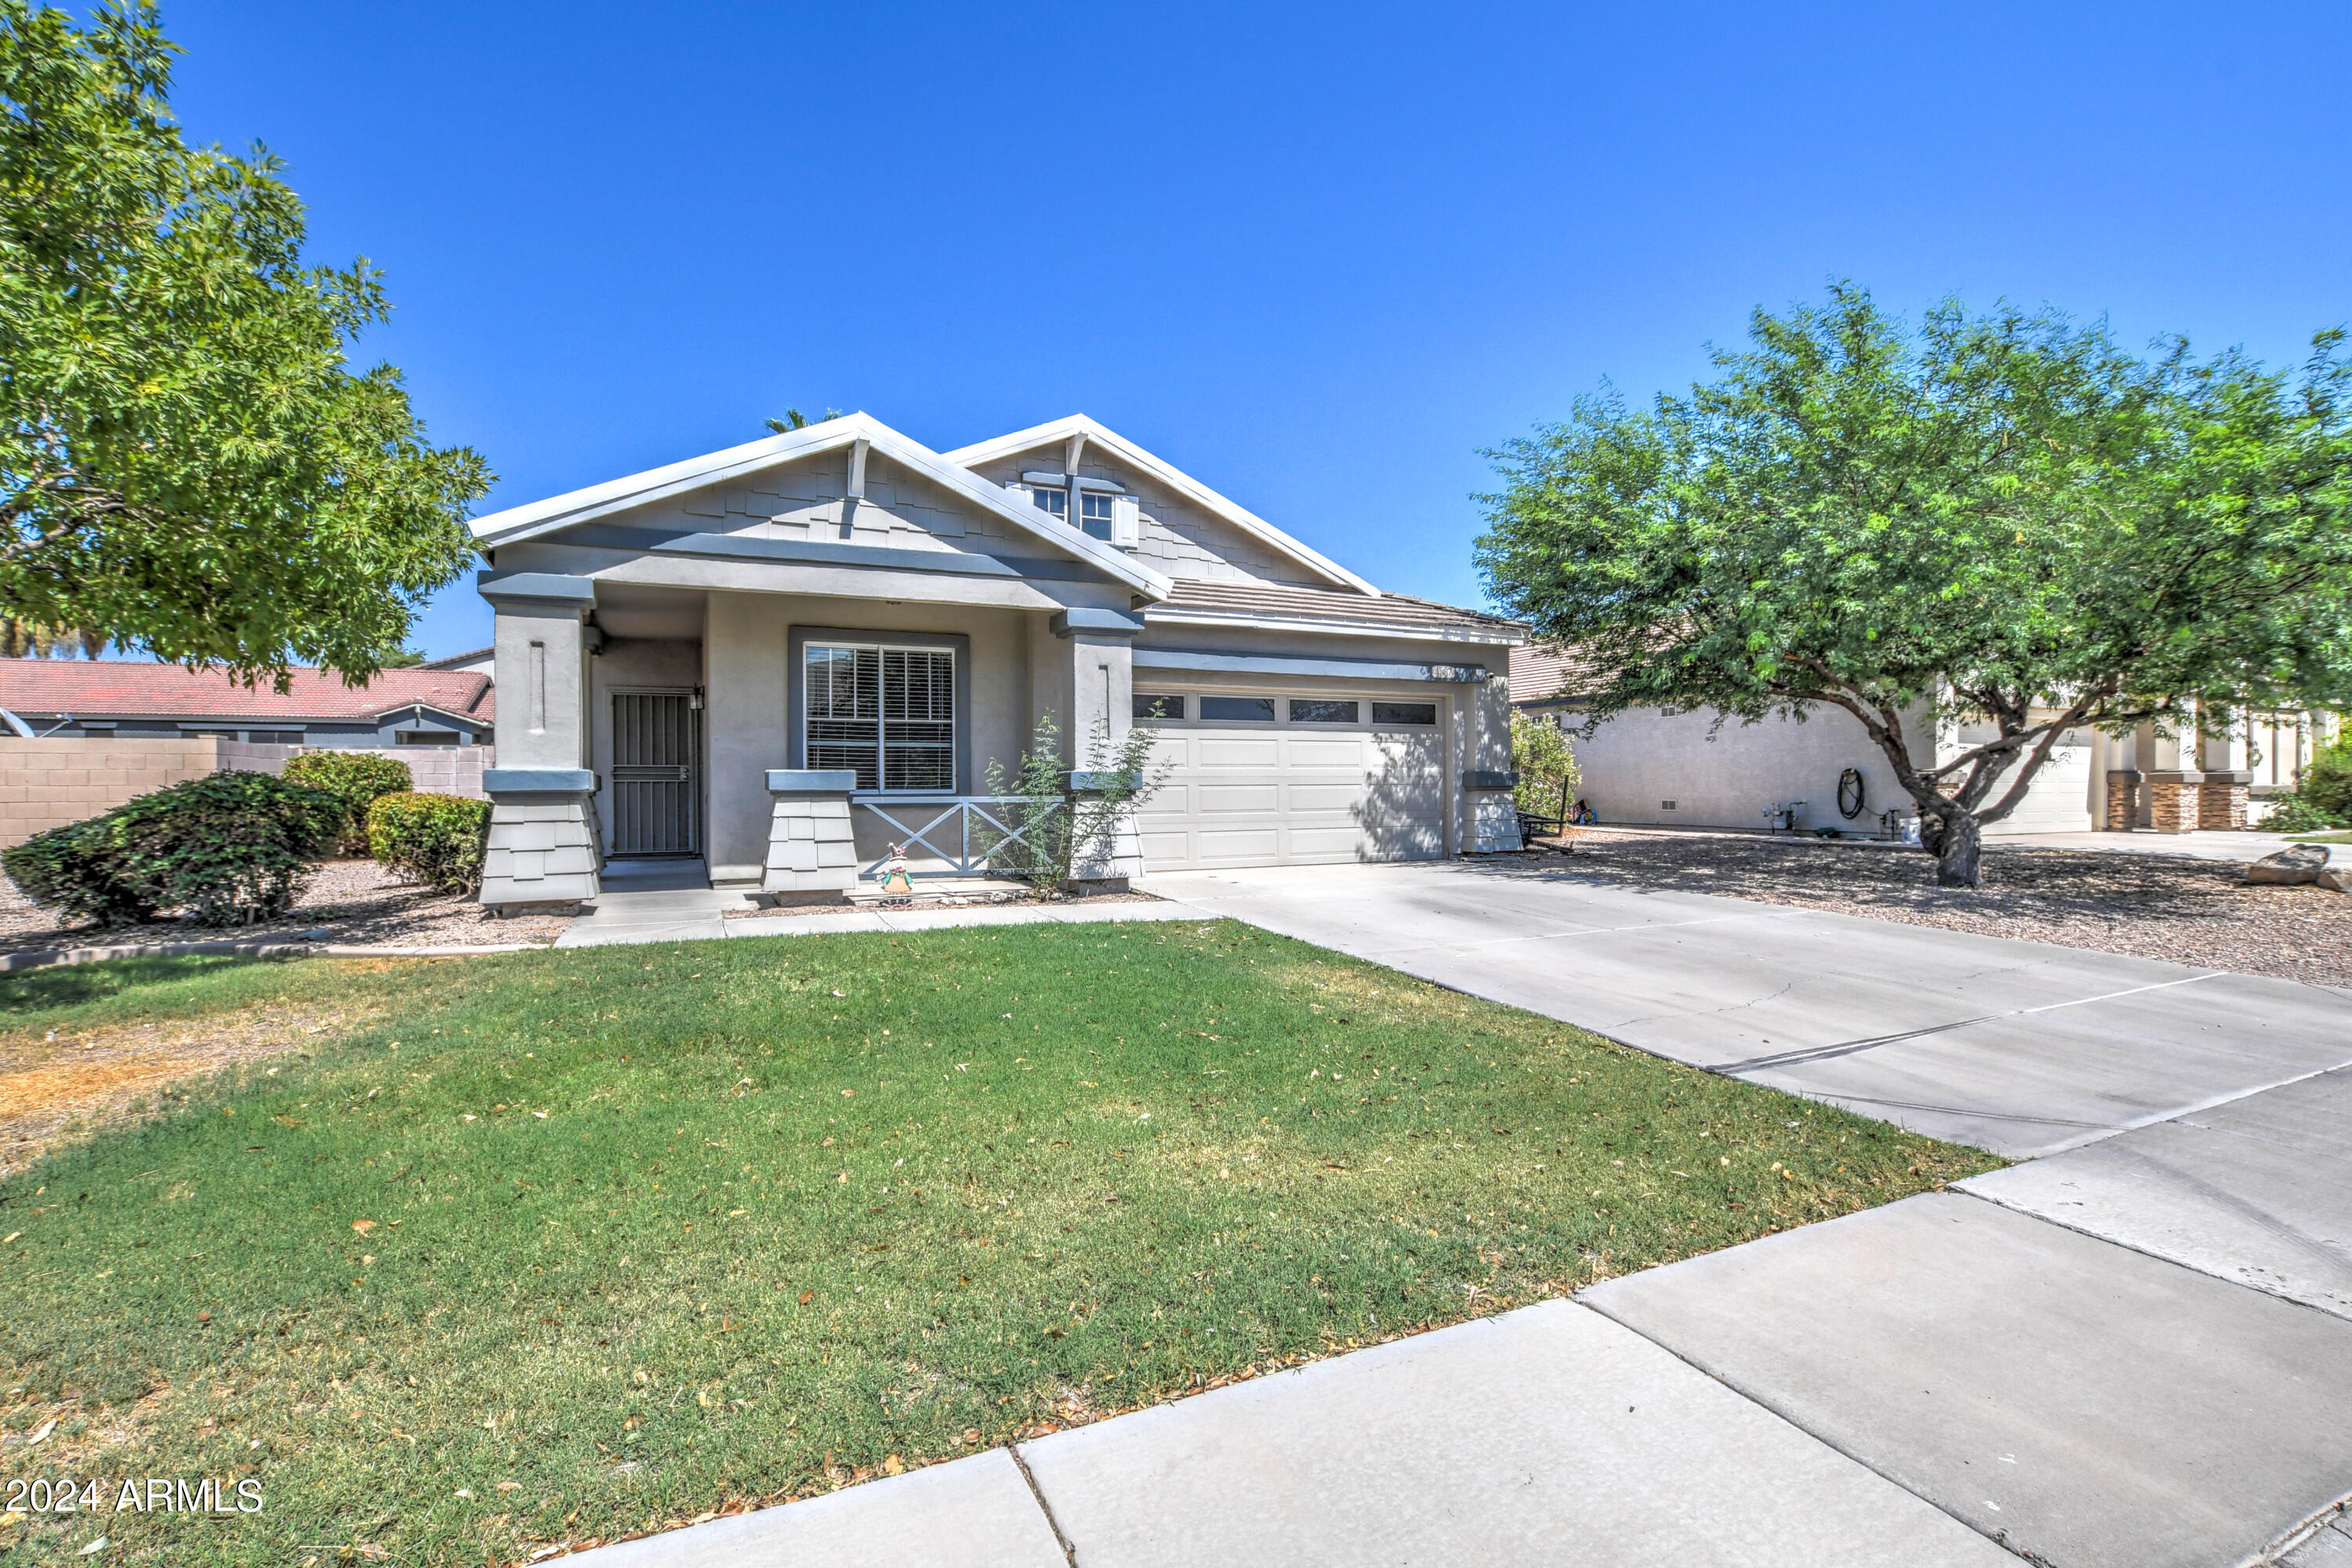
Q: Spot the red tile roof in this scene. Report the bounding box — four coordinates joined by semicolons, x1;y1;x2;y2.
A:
0;659;494;724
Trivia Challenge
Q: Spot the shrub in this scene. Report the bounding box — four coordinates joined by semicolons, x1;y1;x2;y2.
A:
2;771;343;927
2303;731;2352;821
2256;793;2346;833
1511;711;1581;819
284;750;415;855
367;791;490;895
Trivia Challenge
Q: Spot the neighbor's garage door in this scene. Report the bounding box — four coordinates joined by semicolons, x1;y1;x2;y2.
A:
1133;691;1449;870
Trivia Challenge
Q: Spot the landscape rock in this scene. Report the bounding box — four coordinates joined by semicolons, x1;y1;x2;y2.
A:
2243;844;2332;886
2319;866;2350;896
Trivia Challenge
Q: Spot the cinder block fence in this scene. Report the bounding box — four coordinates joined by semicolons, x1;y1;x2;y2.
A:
0;739;494;849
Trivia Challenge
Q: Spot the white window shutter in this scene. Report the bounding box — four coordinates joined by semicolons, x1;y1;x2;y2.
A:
1109;494;1142;547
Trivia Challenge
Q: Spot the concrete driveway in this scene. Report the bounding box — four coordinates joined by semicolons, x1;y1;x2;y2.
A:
1142;859;2352;1159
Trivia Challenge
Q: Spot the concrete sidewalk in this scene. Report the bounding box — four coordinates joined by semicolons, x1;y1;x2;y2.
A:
1144;861;2352;1157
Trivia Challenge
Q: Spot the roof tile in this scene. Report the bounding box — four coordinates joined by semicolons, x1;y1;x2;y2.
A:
0;660;495;725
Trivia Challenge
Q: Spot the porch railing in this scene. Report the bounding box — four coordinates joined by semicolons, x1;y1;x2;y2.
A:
849;793;1062;880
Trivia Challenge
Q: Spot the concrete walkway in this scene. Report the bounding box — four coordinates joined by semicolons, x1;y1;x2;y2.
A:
558;858;2352;1566
554;860;1218;948
1145;860;2352;1157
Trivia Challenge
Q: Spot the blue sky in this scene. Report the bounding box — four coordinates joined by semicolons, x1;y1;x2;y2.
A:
161;1;2351;659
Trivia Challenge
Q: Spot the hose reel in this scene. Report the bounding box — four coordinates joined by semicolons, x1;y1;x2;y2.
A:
1836;767;1867;820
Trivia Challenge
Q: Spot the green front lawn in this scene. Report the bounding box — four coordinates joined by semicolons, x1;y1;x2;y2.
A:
0;924;1997;1564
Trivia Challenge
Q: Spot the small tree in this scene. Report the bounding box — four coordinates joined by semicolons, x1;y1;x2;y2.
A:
1510;711;1580;822
1478;285;2352;886
0;2;489;684
981;713;1171;893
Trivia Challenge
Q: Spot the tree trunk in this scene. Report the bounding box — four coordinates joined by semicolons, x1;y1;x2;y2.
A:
1935;811;1981;887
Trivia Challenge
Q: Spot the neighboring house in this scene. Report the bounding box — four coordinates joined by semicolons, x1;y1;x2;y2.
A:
467;412;1525;908
1511;646;2332;836
0;659;495;748
423;647;496;676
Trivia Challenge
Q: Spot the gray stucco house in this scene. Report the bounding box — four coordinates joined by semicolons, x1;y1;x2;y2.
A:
469;413;1524;908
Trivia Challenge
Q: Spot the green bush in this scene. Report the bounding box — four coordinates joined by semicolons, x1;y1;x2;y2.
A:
1;771;343;927
284;750;415;855
367;791;490;895
2256;793;2346;833
2303;731;2352;820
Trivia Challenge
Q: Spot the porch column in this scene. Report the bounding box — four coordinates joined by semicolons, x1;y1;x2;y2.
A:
2195;709;2252;831
2142;706;2203;835
480;573;601;909
763;770;858;897
1053;608;1144;887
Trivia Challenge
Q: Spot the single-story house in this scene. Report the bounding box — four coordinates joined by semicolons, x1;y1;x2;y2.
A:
468;412;1525;908
1510;646;2334;835
0;659;495;748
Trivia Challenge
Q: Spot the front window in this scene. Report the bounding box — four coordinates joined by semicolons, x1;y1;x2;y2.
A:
805;644;956;791
1031;488;1068;522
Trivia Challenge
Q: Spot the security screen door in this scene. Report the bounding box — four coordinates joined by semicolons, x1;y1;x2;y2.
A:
610;691;699;855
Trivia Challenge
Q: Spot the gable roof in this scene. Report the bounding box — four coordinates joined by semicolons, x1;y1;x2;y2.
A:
467;412;1173;599
0;659;495;725
1152;580;1523;644
942;415;1380;597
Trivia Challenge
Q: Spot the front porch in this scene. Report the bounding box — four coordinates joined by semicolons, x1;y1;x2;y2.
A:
477;581;1143;910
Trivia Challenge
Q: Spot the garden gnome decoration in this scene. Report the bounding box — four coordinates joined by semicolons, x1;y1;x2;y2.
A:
879;843;914;901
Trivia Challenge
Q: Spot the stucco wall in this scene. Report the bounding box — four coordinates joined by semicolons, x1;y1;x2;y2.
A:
1549;702;2092;836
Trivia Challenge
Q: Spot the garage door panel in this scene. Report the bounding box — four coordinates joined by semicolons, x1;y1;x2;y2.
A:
1199;785;1279;814
1287;782;1370;811
1284;826;1368;858
1283;737;1368;767
1197;828;1281;861
1196;737;1282;768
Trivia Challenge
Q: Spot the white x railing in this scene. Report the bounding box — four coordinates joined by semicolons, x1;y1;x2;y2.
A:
850;793;1063;879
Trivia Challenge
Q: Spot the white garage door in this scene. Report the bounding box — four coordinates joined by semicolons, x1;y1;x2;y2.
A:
1133;691;1450;870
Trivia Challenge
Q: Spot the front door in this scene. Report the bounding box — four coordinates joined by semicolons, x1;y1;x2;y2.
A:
610;690;699;855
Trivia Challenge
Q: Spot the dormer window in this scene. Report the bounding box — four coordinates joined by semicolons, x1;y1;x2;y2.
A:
1018;470;1141;546
1080;492;1116;539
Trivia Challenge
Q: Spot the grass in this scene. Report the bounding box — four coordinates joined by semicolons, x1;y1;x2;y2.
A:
2287;830;2352;844
0;924;1998;1564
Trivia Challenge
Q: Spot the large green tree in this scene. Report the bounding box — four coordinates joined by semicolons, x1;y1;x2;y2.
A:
0;2;488;684
1476;285;2352;886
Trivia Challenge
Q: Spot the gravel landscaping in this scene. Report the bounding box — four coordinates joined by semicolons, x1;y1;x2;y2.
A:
0;858;572;956
1523;828;2352;988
